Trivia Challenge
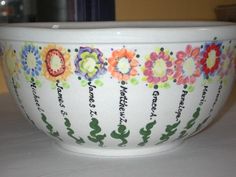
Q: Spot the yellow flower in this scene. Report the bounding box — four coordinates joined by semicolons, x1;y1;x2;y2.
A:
41;44;72;82
4;46;20;77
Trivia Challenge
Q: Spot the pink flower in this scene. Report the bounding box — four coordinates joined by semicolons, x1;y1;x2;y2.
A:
218;46;234;79
143;49;174;86
173;45;201;85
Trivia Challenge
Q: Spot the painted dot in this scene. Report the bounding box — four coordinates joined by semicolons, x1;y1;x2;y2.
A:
136;54;140;58
170;52;173;55
222;46;224;49
214;37;217;40
78;77;81;80
104;62;108;66
111;48;114;51
173;79;176;82
121;81;126;85
229;40;232;43
154;85;158;89
160;47;164;51
14;50;16;53
184;85;187;89
201;45;203;48
39;46;42;50
206;75;209;80
67;49;71;53
75;48;78;52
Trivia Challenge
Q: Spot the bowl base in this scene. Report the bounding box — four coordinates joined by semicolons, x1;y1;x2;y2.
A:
55;141;183;157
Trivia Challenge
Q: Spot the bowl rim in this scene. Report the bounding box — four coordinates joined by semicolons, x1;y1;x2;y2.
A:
0;21;236;44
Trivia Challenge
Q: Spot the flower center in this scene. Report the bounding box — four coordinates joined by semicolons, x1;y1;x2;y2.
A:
153;59;166;77
27;52;36;69
46;49;65;77
206;50;217;69
83;57;97;73
183;57;195;76
117;57;131;74
50;55;63;71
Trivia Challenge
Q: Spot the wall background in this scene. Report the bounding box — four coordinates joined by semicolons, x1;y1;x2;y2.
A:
1;0;236;93
115;0;236;21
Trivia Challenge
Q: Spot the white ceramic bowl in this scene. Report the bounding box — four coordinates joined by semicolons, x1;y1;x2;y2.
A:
0;22;236;157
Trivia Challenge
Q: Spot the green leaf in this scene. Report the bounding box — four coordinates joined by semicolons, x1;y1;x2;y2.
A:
160;134;169;141
62;81;70;89
130;78;139;85
118;124;126;133
89;118;99;129
123;130;130;138
111;131;120;139
76;138;85;144
35;80;42;87
88;136;98;143
94;80;104;87
67;127;75;134
81;80;88;87
139;128;147;135
179;130;187;139
96;134;106;140
64;118;71;127
163;83;170;89
46;124;53;131
187;85;194;92
25;74;31;82
193;107;201;118
146;120;156;129
186;119;196;129
51;82;56;89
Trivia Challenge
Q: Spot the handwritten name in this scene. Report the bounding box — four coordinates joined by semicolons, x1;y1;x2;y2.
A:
175;89;188;121
150;90;159;119
30;79;44;113
119;84;128;124
88;82;97;118
209;81;223;114
199;86;208;106
56;80;68;118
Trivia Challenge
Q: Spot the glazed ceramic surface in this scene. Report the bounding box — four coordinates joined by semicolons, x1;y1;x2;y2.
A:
0;22;236;156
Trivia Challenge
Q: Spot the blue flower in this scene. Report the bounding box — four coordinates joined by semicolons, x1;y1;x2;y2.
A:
21;44;42;77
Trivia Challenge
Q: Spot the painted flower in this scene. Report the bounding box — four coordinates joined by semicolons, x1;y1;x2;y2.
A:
75;47;106;81
21;44;42;77
108;48;138;81
173;45;201;85
143;49;174;86
41;44;72;82
4;45;20;77
200;42;222;78
218;46;234;78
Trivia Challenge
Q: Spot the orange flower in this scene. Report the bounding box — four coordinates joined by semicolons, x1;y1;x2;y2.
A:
108;48;139;81
41;44;72;82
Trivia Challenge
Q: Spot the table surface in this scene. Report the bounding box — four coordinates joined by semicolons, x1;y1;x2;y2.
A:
1;85;236;177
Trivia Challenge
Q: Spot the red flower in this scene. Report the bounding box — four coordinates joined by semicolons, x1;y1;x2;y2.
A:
200;42;222;78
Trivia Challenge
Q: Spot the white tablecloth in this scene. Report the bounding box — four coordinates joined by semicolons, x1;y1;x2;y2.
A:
1;86;236;177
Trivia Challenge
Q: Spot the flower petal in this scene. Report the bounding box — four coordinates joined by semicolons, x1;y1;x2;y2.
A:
176;51;186;60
